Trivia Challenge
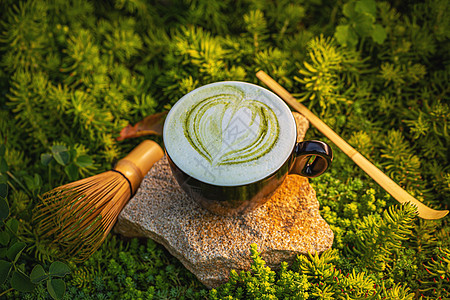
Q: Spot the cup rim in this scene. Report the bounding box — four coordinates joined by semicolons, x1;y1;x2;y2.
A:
163;80;297;186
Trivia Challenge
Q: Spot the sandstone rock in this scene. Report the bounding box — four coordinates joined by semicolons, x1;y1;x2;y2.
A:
115;112;334;288
293;112;309;143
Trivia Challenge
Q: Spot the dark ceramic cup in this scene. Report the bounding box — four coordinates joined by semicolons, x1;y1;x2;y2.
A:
163;81;332;215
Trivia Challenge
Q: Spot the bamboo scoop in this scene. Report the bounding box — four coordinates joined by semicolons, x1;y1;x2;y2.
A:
256;70;448;220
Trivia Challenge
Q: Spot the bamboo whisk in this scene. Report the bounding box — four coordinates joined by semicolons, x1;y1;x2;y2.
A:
34;140;164;262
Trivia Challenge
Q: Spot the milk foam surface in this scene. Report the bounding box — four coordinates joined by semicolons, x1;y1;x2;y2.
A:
163;82;296;186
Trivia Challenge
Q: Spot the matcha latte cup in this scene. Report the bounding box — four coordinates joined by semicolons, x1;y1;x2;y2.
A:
163;81;332;215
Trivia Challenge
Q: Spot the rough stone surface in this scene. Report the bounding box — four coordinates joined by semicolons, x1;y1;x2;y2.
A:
115;112;334;288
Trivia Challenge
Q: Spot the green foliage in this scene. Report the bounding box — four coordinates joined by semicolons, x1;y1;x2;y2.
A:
294;35;367;115
30;261;71;300
348;204;416;272
0;148;70;299
211;244;416;299
334;0;387;47
0;198;32;295
0;147;34;296
41;144;94;184
62;236;208;299
210;244;309;299
311;170;391;250
1;0;159;167
0;0;449;299
420;247;450;298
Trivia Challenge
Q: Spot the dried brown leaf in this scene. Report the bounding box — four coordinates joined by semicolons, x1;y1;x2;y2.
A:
117;111;167;141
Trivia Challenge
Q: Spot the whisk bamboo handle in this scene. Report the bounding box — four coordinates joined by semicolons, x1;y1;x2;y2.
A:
114;140;164;194
256;70;449;220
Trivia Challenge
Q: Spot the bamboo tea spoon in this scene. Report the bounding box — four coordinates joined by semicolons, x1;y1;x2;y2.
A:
256;70;449;220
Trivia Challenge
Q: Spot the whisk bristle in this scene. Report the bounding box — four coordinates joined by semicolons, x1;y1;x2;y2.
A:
34;171;131;262
33;140;164;262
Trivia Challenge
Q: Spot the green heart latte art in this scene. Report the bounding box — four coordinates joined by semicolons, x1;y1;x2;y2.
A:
183;87;280;166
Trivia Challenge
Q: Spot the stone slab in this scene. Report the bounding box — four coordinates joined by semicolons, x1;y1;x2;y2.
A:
115;113;334;288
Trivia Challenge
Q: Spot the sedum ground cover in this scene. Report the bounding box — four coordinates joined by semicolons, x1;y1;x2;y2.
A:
0;0;449;299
